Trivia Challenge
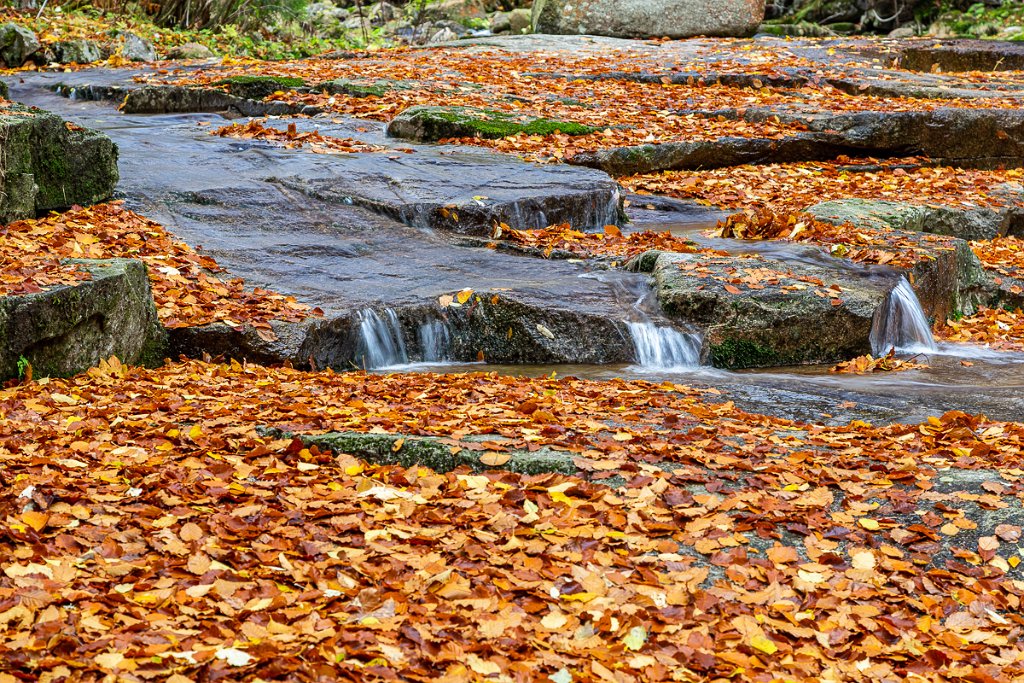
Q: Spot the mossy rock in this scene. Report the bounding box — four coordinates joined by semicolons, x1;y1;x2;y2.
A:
0;103;118;223
319;78;411;98
0;80;8;100
387;104;597;142
651;251;891;369
271;430;580;476
211;75;308;100
0;258;166;380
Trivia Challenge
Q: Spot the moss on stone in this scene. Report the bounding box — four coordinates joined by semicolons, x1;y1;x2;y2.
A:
212;75;307;100
388;105;597;142
321;78;406;98
283;430;578;476
213;75;306;88
710;337;778;369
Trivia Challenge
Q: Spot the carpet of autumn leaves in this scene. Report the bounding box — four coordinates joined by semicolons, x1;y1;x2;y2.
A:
0;203;320;333
214;120;399;155
137;41;1024;165
491;223;701;261
3;359;1024;681
623;159;1024;214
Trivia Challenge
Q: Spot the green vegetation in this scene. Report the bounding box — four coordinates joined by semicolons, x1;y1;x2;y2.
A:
212;74;308;97
709;337;779;369
938;1;1024;39
408;105;597;140
16;355;29;380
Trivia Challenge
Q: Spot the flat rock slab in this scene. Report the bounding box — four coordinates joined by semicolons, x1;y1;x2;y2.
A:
285;150;622;236
0;258;166;380
643;250;894;368
0;102;118;222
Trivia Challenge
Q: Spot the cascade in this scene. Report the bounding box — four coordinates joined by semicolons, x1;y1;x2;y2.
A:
356;308;408;369
626;322;702;369
418;319;452;362
870;277;937;355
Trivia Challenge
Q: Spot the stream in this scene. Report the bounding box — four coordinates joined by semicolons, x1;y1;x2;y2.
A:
7;67;1024;425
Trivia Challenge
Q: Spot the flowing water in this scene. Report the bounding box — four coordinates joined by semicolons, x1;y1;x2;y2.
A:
626;322;702;369
870;277;938;355
8;68;1024;424
356;309;408;369
418;319;453;363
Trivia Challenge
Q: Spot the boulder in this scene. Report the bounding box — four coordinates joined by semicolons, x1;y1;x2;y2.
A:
532;0;765;38
508;8;532;34
114;32;157;62
387;104;596;142
490;11;512;33
52;39;102;65
639;250;893;369
0;23;40;67
0;103;119;223
167;42;216;60
0;259;166;380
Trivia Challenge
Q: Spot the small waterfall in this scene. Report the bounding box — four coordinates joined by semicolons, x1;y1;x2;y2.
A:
870;277;937;355
356;308;408;369
627;322;702;369
418;319;452;362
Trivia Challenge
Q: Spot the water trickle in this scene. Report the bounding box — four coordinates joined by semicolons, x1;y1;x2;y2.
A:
356;308;408;369
627;322;702;369
870;277;937;355
418;319;452;362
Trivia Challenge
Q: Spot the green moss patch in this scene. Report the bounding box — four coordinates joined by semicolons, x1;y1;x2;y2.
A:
387;104;598;142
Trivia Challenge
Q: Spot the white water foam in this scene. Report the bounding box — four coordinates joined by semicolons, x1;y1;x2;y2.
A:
356;308;408;369
627;322;702;370
870;277;937;355
418;319;452;362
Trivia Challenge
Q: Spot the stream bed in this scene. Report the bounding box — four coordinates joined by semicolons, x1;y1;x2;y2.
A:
7;67;1024;425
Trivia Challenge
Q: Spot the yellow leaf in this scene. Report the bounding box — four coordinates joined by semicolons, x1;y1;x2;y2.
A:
612;432;633;442
549;490;573;506
858;518;880;531
392;438;405;452
189;425;203;440
456;289;473;304
750;635;777;655
345;464;365;476
850;550;876;570
560;592;597;603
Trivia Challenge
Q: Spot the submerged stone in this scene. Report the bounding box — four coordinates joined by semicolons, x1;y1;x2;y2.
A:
0;259;166;380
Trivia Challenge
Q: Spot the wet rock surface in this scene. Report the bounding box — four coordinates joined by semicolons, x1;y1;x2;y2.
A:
0;258;166;380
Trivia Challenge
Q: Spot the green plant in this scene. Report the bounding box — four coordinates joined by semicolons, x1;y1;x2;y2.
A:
16;355;30;380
